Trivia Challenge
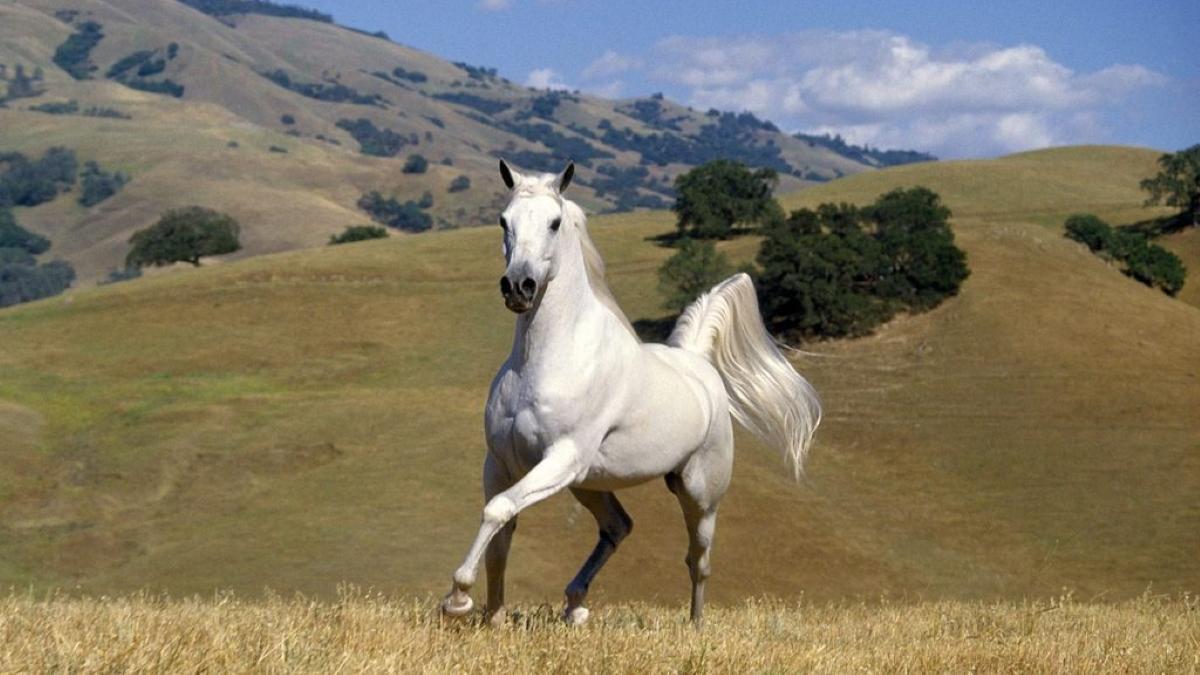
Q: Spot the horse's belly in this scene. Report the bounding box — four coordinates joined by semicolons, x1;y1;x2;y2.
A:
575;426;694;490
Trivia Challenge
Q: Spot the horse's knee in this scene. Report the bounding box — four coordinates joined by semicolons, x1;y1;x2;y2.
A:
482;495;516;525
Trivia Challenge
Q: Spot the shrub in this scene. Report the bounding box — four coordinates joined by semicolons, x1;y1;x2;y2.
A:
402;154;428;174
673;160;781;239
0;258;75;308
262;70;380;105
30;100;80;115
431;92;510;115
99;266;142;285
2;64;42;100
448;175;471;193
1064;213;1113;252
329;225;389;245
122;78;185;97
78;161;128;207
126;207;241;267
106;50;155;79
280;114;295;125
756;188;968;340
336;118;410;157
357;191;432;233
392;67;427;83
658;238;733;312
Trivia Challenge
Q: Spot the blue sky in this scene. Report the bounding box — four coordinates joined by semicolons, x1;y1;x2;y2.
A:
305;1;1198;158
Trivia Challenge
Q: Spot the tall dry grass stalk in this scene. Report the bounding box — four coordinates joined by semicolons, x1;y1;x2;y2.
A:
0;589;1195;673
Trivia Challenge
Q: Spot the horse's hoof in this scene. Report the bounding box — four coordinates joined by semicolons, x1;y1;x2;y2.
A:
441;590;473;619
487;606;508;628
563;606;590;626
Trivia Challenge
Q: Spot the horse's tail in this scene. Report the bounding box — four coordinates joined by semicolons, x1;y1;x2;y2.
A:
668;273;822;479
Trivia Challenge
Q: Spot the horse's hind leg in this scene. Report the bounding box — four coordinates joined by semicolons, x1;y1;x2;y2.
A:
670;428;732;626
562;488;633;625
677;498;718;625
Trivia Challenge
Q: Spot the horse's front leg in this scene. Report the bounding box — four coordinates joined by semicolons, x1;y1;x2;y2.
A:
442;441;580;619
482;455;515;626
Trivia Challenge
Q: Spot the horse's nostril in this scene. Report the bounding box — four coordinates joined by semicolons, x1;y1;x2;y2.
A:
520;278;537;297
499;276;512;296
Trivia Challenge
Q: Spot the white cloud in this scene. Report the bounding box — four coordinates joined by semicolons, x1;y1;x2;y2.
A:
639;31;1167;157
477;0;512;11
584;80;626;99
582;50;642;80
526;67;570;90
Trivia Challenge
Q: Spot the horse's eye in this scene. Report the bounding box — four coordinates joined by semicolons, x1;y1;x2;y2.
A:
550;217;562;232
499;216;508;231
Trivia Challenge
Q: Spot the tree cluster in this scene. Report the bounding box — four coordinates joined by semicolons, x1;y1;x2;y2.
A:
1064;214;1186;296
78;161;128;207
402;154;428;174
755;188;969;339
1140;144;1200;229
357;191;432;233
657;238;733;313
261;70;379;106
447;175;471;193
336;118;416;157
126;207;241;268
329;225;389;245
177;0;333;22
673;160;781;239
52;21;104;80
0;208;75;308
0;148;78;208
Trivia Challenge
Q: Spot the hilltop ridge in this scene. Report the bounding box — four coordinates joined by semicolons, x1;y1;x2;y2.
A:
0;0;933;283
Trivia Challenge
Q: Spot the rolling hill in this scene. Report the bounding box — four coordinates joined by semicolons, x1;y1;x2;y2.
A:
0;0;931;285
0;145;1196;606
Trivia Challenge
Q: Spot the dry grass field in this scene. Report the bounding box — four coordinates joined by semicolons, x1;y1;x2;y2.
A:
0;591;1196;672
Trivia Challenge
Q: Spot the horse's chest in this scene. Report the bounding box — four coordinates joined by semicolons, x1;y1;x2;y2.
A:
490;372;592;472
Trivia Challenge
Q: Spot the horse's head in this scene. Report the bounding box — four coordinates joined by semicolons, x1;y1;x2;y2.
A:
496;159;575;314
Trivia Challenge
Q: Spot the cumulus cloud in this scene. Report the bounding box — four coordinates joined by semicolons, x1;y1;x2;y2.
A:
526;67;571;91
583;50;643;80
637;31;1167;157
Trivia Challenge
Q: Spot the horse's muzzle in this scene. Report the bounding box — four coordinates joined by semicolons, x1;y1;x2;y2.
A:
500;275;536;313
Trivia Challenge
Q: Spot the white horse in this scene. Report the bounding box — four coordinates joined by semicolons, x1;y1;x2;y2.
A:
441;160;821;626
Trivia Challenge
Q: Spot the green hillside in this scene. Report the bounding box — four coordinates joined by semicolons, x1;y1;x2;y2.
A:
0;0;911;284
0;146;1196;607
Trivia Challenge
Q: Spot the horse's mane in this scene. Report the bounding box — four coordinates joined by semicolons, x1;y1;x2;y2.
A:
515;174;637;339
565;199;637;338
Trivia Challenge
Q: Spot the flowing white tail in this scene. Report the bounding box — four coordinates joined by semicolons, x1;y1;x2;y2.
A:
669;273;822;478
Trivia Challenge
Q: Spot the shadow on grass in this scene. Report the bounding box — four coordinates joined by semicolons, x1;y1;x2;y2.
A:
633;316;677;343
1120;212;1195;238
644;227;760;248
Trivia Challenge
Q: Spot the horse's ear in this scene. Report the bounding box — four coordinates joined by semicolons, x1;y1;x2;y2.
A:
557;161;575;193
499;159;517;190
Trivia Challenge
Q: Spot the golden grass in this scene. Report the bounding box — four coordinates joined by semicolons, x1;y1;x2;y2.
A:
0;592;1196;673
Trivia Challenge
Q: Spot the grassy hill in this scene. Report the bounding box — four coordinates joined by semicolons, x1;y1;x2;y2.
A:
0;145;1196;608
0;0;915;284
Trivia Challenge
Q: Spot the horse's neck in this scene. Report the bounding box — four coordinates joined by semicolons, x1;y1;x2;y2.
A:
510;237;608;370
